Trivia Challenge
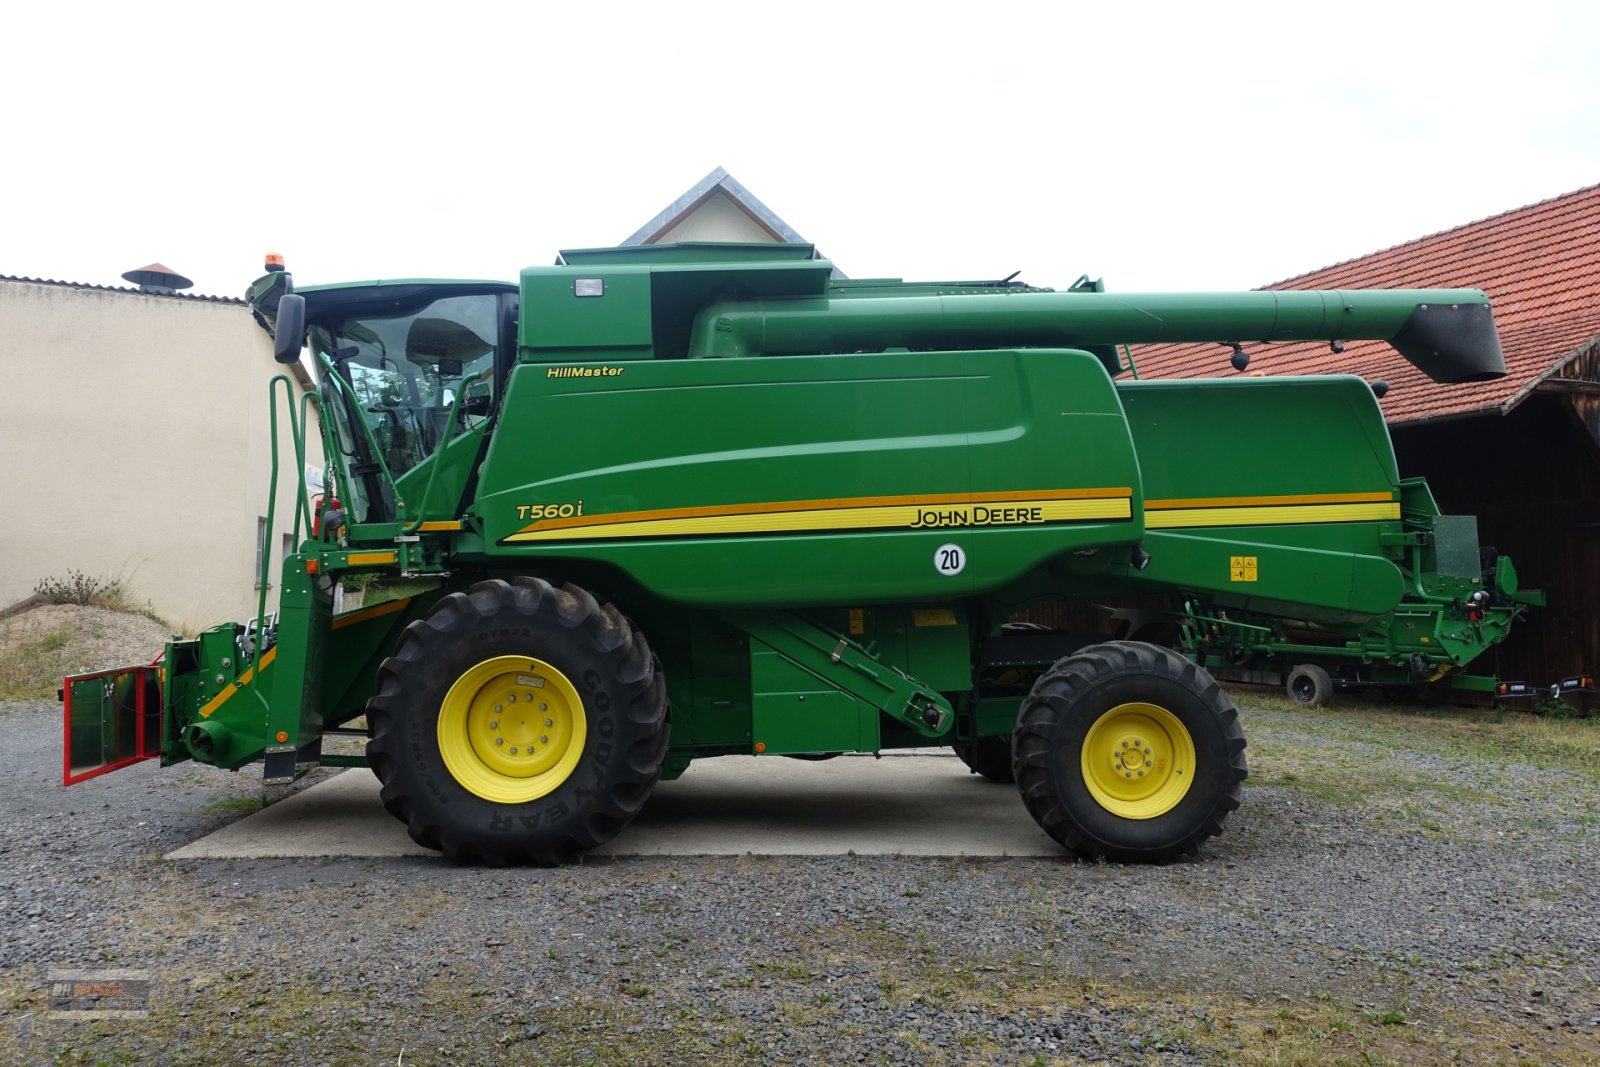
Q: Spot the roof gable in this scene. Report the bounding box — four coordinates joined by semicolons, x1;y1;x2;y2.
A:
623;166;807;246
1126;183;1600;425
623;166;843;277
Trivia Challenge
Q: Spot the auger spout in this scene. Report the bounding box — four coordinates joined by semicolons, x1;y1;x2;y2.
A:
687;288;1505;383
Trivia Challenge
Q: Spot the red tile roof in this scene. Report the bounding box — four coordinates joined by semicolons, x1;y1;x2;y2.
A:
1125;183;1600;425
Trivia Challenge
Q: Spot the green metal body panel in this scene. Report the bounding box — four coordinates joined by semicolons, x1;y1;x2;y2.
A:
1118;376;1400;500
473;347;1143;606
750;649;876;754
65;242;1533;789
394;424;491;524
147;579;422;780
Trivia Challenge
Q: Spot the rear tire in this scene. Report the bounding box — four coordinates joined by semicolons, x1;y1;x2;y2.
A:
365;577;668;865
1286;663;1333;708
1013;641;1246;863
953;734;1015;783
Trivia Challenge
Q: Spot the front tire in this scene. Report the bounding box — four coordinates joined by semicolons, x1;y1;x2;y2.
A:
365;577;668;865
1013;641;1246;863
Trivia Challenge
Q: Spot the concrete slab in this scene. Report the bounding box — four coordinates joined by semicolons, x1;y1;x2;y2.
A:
166;753;1061;860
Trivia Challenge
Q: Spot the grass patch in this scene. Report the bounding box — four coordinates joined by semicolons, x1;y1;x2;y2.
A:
1235;689;1600;783
5;917;1596;1067
33;569;165;625
840;931;1600;1067
201;794;262;819
0;623;74;700
1444;714;1600;777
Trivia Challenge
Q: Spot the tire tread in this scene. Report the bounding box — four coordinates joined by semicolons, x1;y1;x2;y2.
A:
365;576;668;866
1013;640;1246;864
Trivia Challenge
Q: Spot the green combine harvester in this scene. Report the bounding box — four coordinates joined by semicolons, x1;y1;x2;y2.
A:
62;242;1537;864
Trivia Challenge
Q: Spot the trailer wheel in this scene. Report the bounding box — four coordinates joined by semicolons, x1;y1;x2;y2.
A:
1013;641;1246;863
953;734;1015;783
365;577;668;866
1285;664;1333;708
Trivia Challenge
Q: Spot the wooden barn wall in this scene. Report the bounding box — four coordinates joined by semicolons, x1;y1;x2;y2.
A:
1392;395;1600;686
1561;341;1600;450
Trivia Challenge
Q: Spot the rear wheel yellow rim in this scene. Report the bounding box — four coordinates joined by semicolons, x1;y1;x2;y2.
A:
437;656;586;803
1080;701;1195;819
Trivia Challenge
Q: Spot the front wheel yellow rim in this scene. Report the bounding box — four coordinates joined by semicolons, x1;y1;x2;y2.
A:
437;656;587;804
1080;701;1195;819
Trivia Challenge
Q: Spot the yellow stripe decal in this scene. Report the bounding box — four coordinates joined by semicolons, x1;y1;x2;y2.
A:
507;491;1133;543
517;487;1132;536
346;551;398;566
330;597;413;631
199;646;277;720
1146;502;1401;529
417;521;463;532
505;488;1396;542
1145;491;1395;510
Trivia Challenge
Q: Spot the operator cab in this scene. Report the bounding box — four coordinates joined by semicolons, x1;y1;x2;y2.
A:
305;282;518;523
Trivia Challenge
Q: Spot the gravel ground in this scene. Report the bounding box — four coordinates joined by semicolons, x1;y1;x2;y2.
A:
2;694;1598;1066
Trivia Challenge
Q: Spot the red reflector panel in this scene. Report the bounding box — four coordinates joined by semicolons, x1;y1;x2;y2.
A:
63;665;162;786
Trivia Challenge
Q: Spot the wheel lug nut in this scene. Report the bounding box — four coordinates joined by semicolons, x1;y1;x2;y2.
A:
540;703;548;711
540;735;549;744
1121;740;1130;748
1137;770;1145;777
495;738;504;746
510;747;518;754
1145;760;1153;767
1143;747;1152;755
545;719;553;727
1124;771;1132;778
489;721;499;729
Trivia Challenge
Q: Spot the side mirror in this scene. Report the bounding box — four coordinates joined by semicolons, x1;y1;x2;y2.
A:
274;293;307;364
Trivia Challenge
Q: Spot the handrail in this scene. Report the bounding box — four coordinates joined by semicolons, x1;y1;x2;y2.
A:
400;367;494;535
248;379;323;662
316;353;405;524
249;376;325;699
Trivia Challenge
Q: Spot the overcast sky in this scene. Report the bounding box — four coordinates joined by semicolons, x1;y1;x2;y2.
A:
5;1;1598;299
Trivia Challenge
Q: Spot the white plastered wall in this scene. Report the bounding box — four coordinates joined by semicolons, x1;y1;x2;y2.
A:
650;190;781;244
0;280;321;632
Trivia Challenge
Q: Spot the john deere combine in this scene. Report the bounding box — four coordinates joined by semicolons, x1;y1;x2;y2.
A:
62;242;1533;864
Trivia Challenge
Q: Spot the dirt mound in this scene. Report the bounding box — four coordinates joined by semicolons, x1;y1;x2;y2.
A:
0;605;170;699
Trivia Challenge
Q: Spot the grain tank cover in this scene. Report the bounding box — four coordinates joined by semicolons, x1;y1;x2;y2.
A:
522;243;834;362
557;241;823;266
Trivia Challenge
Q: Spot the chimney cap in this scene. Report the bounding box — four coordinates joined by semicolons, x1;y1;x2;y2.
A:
121;262;193;292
